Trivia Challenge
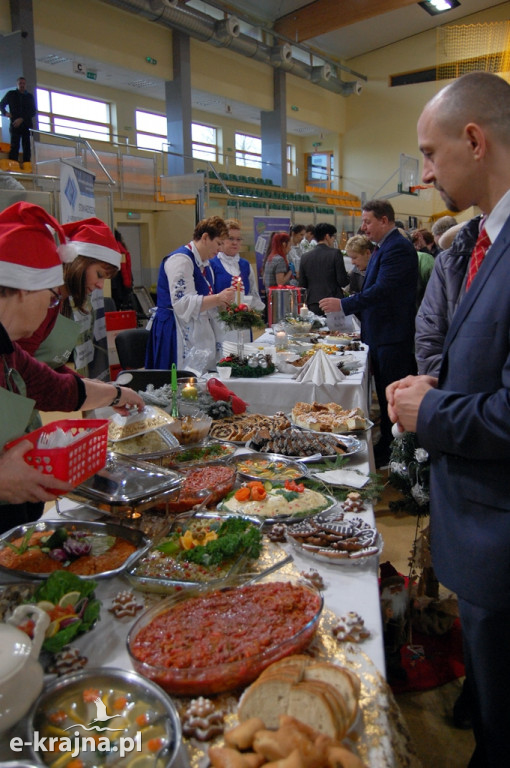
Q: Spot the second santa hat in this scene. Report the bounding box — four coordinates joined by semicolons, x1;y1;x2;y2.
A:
62;218;121;269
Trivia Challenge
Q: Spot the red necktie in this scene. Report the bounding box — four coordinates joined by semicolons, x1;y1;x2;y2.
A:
466;227;491;290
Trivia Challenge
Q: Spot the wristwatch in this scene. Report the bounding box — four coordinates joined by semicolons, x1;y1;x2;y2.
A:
109;384;122;407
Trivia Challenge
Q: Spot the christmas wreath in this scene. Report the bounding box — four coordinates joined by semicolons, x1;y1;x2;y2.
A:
217;353;275;378
217;302;265;331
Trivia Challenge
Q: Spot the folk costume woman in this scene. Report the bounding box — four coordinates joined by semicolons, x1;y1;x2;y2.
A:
210;219;265;343
146;216;236;372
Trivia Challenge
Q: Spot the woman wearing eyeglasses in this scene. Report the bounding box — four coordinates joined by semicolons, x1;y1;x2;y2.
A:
17;218;121;379
209;220;262;303
0;202;144;533
209;219;265;343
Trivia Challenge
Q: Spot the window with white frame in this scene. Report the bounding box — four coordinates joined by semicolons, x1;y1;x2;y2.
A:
135;110;168;151
135;112;218;160
287;144;296;176
235;132;261;169
36;88;111;141
192;123;218;162
235;132;295;175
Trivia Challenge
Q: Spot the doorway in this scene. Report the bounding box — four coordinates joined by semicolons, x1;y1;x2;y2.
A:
305;151;334;190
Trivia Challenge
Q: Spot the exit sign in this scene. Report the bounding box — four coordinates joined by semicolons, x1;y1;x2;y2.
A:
86;71;97;81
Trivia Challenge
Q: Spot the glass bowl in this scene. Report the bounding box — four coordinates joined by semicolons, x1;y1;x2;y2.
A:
164;464;236;514
28;666;182;768
127;574;323;696
157;441;237;469
228;452;308;482
165;413;212;445
176;377;207;403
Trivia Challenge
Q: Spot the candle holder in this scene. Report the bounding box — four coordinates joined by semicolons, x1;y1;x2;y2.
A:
274;324;289;352
177;377;202;402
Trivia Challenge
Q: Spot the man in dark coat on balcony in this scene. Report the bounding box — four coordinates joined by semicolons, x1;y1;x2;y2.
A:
0;77;37;166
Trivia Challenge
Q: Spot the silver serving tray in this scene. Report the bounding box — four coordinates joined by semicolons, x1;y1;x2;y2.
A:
70;451;182;507
0;519;152;580
290;417;374;435
246;431;362;461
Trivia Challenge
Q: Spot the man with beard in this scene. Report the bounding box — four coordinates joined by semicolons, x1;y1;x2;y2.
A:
387;71;510;767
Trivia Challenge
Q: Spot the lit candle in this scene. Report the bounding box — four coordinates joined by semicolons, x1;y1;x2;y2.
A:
275;330;288;351
300;303;308;318
236;283;241;305
182;380;198;400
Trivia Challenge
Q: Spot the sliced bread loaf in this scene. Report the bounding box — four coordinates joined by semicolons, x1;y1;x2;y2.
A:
302;662;359;727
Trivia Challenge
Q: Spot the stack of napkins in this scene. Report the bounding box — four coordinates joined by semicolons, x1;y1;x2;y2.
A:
222;340;263;357
312;468;369;489
293;349;345;384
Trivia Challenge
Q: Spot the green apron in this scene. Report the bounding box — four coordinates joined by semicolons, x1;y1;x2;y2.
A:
34;314;80;369
71;292;109;380
0;361;40;447
0;360;45;530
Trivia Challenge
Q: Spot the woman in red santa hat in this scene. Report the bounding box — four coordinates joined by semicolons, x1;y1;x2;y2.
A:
17;217;122;379
0;202;144;534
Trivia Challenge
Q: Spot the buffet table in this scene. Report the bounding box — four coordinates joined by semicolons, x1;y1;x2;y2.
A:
0;359;423;767
0;446;422;767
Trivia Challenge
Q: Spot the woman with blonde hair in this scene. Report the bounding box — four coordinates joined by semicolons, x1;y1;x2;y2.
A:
345;234;374;294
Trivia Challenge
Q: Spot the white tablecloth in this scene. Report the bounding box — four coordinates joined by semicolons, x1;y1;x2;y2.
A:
223;330;372;416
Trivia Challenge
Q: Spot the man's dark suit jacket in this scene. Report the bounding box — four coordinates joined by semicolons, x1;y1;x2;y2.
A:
340;227;418;351
298;243;349;314
417;213;510;612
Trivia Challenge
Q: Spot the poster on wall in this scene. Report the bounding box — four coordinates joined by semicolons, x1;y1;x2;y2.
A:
60;161;109;381
60;161;96;223
253;216;291;295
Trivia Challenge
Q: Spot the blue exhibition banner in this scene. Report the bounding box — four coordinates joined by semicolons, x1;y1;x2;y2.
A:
253;216;290;295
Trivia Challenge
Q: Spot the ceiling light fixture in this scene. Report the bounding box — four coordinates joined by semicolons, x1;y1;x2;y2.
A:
418;0;460;15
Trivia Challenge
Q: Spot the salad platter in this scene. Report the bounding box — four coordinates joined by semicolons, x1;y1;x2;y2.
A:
158;440;237;468
218;480;336;525
0;571;102;655
126;513;264;592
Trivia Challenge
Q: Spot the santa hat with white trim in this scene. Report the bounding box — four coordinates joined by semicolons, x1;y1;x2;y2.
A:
0;201;73;291
61;217;121;269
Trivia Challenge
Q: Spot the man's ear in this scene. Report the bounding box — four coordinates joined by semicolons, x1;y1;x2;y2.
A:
465;122;486;160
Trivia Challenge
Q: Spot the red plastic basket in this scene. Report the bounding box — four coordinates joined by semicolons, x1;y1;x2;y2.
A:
5;419;109;487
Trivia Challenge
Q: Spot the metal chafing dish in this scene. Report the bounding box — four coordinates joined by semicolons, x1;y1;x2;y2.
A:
68;452;183;522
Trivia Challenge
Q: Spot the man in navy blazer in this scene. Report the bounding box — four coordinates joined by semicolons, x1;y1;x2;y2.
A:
388;71;510;767
320;199;418;467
